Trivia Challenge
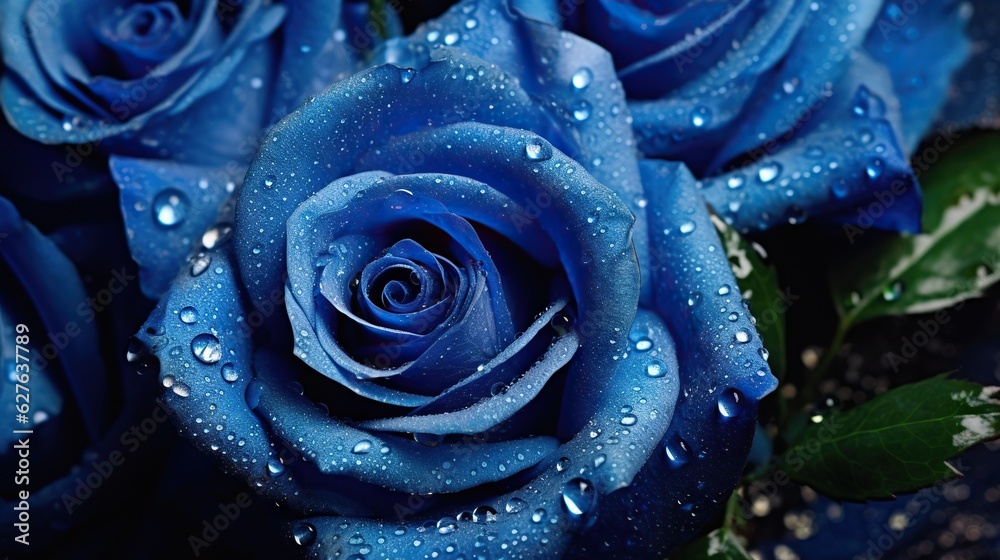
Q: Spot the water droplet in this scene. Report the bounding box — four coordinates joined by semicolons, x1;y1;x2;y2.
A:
758;347;770;361
472;505;497;523
718;284;731;296
717;389;743;418
443;31;459;45
550;312;574;335
690;106;711;128
727;175;745;190
832;179;850;199
179;306;199;324
263;174;276;189
524;141;552;161
152;189;190;227
882;281;903;301
505;497;526;514
757;163;782;184
664;435;692;467
561;478;596;518
620;414;637;426
634;337;653;352
593;454;607;467
191;333;222;364
126;338;144;363
687;292;702;307
490;382;506;396
572;101;591;121
531;508;546;523
679;221;696;234
352;440;372;454
734;330;751;344
292;523;316;546
400;67;416;83
866;158;884;180
172;382;191;397
727;312;739;322
62;115;79;131
437;518;458;534
221;362;238;383
570;67;594;89
190;253;211;276
202;224;233;249
556;456;571;472
267;457;285;476
646;359;668;378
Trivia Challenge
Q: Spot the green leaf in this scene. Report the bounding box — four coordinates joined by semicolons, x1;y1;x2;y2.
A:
712;215;788;380
672;529;752;560
781;375;1000;501
830;132;1000;326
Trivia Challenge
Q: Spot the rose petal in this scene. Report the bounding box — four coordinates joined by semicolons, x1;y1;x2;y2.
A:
298;308;681;558
568;160;776;556
253;372;559;495
864;0;972;152
700;56;922;234
0;197;108;440
359;330;579;435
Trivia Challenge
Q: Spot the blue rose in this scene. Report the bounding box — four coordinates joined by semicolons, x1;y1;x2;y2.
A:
0;196;175;553
493;0;975;234
133;15;777;555
1;0;398;297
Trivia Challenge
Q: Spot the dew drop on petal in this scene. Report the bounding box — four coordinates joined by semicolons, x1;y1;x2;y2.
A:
292;523;316;546
646;359;667;378
352;440;372;454
571;67;593;89
191;333;222;364
524;141;552;161
179;306;199;324
757;162;782;184
221;362;238;383
172;382;191;397
267;457;285;476
561;478;596;518
505;497;526;514
190;253;211;277
717;389;743;418
472;505;497;523
152;189;190;227
633;337;653;352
